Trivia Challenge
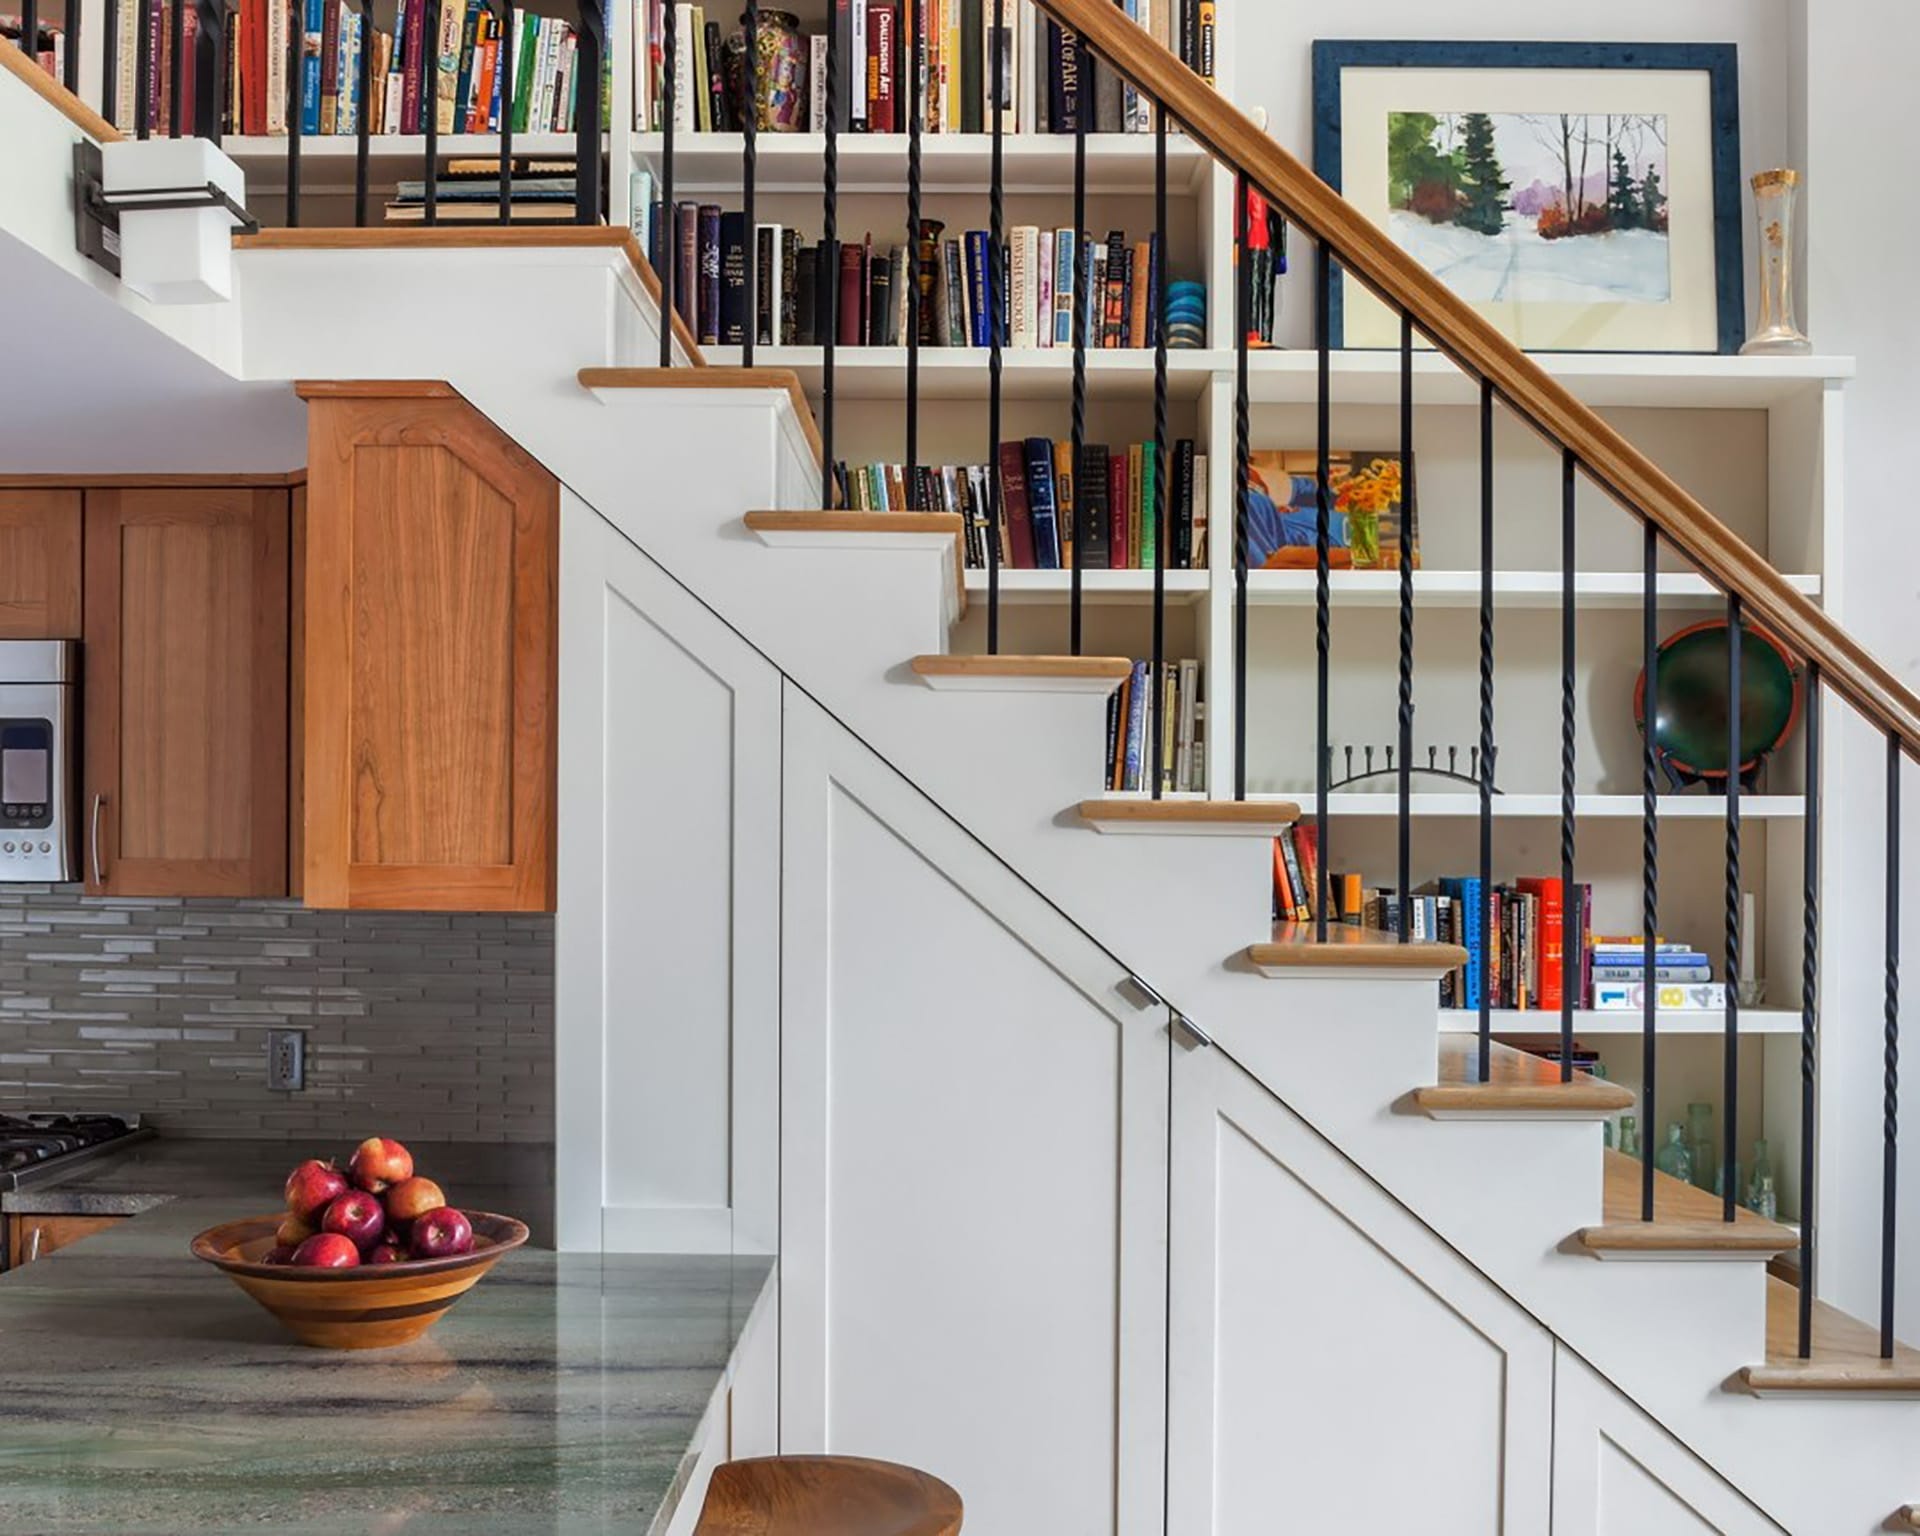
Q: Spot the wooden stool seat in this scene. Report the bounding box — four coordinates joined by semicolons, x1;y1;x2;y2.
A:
693;1455;963;1536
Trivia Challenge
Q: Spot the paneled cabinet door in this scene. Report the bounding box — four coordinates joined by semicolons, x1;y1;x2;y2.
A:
302;390;557;912
0;490;83;638
1167;1043;1555;1535
779;689;1169;1536
83;488;289;897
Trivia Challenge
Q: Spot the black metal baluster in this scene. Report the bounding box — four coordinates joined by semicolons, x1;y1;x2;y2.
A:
1232;173;1250;804
1396;310;1414;939
905;0;923;505
1724;593;1743;1223
1313;241;1332;940
820;0;837;503
22;0;38;79
352;0;372;222
135;0;151;139
573;0;603;222
167;0;182;135
985;0;1005;650
495;0;513;223
282;0;299;219
1641;522;1660;1221
1149;102;1169;795
194;0;224;141
422;0;439;225
1477;377;1494;1080
657;0;675;364
1798;665;1821;1358
101;0;118;134
1068;63;1088;641
1884;731;1903;1359
1560;450;1577;1080
63;0;80;95
741;0;758;355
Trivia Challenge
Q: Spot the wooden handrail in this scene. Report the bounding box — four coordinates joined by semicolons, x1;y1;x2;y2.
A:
1035;0;1920;756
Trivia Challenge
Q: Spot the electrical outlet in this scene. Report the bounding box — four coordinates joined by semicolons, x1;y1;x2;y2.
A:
267;1030;305;1092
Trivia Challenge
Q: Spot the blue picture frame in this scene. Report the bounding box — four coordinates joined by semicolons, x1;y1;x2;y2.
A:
1312;40;1746;354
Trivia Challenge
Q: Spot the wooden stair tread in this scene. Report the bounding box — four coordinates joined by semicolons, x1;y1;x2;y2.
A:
694;1455;963;1536
743;510;967;621
1576;1150;1798;1256
1079;798;1302;829
1247;921;1468;973
1739;1276;1920;1394
912;654;1132;684
1411;1034;1635;1116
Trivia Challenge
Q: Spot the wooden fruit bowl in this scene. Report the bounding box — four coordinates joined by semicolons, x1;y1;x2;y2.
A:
191;1211;528;1349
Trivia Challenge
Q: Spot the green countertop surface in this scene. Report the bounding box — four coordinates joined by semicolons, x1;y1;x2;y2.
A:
0;1141;772;1535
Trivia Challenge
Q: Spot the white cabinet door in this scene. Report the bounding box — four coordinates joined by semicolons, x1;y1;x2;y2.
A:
1551;1347;1784;1535
1168;1041;1555;1534
779;687;1168;1536
556;496;781;1255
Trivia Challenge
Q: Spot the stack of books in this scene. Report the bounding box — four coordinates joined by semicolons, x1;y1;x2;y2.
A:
635;0;1218;135
1105;660;1206;795
639;193;1205;354
995;437;1205;570
385;159;578;224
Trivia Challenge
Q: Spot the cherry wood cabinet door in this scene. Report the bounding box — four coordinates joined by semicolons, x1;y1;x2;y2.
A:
0;490;83;638
302;389;556;912
82;488;290;897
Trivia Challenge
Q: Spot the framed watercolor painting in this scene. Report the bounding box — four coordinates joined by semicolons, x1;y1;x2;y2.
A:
1313;41;1746;353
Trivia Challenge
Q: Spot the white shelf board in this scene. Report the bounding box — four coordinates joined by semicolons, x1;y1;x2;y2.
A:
705;344;1230;401
962;569;1208;604
1256;793;1806;821
1245;569;1822;611
1440;1008;1804;1037
222;133;588;189
1242;349;1854;411
631;131;1212;195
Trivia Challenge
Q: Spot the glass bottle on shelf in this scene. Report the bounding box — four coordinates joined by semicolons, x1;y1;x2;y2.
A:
1746;1139;1778;1219
1656;1122;1693;1185
1687;1102;1717;1193
1618;1115;1640;1159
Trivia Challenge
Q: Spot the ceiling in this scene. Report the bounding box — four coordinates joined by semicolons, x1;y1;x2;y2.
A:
0;231;306;475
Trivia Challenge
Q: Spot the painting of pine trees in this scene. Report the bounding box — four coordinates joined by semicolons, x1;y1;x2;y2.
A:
1384;112;1671;305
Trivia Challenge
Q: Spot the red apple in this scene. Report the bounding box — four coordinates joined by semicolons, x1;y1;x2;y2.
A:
409;1207;474;1259
284;1159;349;1222
384;1176;446;1224
260;1244;298;1266
275;1212;317;1248
320;1190;386;1250
291;1232;361;1268
366;1242;408;1265
348;1137;414;1193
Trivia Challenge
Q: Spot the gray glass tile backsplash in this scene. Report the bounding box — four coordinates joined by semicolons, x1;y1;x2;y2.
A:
0;887;553;1142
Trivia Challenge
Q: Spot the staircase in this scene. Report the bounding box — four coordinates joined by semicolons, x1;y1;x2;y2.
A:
8;5;1920;1528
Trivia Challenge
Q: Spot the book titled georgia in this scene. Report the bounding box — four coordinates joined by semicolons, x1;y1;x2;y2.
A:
1244;449;1417;572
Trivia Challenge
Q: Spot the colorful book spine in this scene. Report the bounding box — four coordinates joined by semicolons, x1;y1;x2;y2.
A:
1024;436;1059;571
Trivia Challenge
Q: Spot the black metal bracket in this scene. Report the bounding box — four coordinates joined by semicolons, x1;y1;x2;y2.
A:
1325;742;1503;795
73;140;258;281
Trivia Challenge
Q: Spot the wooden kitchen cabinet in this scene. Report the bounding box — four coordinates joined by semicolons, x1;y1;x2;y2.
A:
83;487;290;897
300;384;556;912
0;490;83;638
5;1213;124;1268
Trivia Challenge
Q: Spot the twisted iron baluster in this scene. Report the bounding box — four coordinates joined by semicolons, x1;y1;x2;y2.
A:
1314;242;1332;940
1560;449;1577;1080
1150;106;1170;794
820;0;838;502
905;0;923;504
1724;593;1743;1224
1232;174;1250;804
1798;666;1821;1358
1477;378;1494;1080
422;0;439;225
496;1;514;224
742;0;758;363
1068;76;1088;645
986;0;1005;650
1883;732;1902;1359
1397;311;1414;939
658;0;676;364
1641;521;1660;1221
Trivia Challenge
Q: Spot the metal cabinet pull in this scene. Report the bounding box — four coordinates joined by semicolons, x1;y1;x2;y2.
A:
90;794;107;887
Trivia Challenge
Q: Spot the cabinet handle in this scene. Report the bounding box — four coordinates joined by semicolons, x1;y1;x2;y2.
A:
90;794;106;887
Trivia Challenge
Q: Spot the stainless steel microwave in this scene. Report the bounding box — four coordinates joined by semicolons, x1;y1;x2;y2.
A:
0;641;78;883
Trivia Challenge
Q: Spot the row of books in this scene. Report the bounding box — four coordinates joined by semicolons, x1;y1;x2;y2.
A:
104;0;608;138
2;16;67;81
635;0;1217;136
385;159;579;222
1105;660;1207;795
641;194;1198;353
831;442;1207;574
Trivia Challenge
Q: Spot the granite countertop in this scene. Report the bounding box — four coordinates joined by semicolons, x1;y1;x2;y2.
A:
0;1139;774;1535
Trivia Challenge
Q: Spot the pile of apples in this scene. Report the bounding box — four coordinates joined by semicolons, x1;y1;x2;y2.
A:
264;1137;475;1268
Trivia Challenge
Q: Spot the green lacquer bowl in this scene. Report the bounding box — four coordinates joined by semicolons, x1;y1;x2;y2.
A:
1634;620;1802;781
